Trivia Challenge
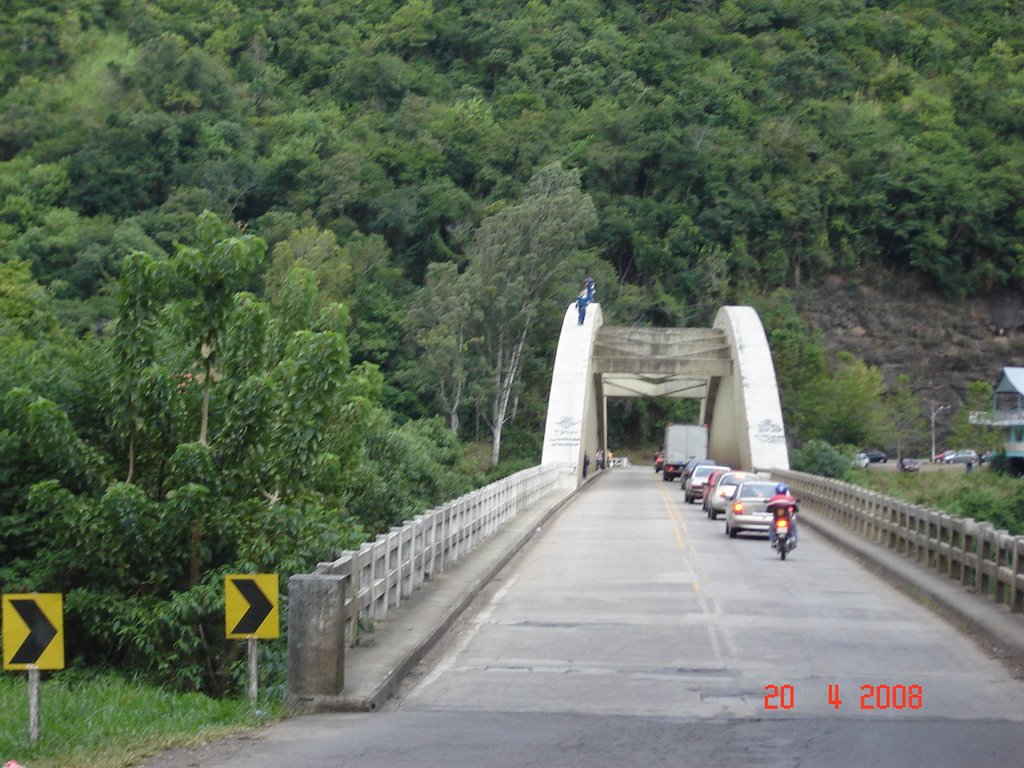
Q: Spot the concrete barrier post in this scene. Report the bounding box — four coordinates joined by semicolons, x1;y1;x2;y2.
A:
962;519;979;589
288;574;347;701
1012;538;1024;612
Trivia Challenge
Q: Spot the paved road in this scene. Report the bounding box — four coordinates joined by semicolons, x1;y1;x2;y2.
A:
147;467;1024;767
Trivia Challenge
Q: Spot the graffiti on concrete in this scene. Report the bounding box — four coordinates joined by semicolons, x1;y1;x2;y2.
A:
755;418;786;444
548;415;581;447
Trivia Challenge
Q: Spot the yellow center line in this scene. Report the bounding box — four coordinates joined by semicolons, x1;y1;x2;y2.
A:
656;476;701;592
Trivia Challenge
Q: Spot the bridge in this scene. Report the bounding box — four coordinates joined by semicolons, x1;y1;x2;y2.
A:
158;466;1024;767
146;305;1024;767
541;304;789;477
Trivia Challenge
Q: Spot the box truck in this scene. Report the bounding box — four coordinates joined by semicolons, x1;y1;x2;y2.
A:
661;423;709;481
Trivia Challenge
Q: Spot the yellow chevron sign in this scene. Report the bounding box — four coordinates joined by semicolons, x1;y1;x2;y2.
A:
3;593;64;671
225;574;279;639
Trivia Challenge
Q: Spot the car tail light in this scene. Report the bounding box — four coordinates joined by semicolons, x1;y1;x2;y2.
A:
732;502;743;513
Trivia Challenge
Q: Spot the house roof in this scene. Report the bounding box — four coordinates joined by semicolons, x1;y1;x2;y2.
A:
995;367;1024;395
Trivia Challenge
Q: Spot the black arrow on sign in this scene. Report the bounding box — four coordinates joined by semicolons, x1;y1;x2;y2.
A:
10;599;58;664
231;579;273;635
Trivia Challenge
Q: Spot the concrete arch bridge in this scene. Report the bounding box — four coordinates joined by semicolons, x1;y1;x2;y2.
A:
541;304;789;480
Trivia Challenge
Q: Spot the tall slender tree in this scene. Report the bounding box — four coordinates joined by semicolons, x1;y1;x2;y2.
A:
409;261;479;434
465;162;597;466
170;212;266;445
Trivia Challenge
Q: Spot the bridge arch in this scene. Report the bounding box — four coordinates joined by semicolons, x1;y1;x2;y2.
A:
541;304;789;479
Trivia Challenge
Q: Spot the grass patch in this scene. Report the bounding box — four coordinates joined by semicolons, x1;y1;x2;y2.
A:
0;672;286;768
847;467;1024;535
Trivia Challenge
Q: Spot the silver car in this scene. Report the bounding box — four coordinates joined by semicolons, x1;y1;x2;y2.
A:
706;470;759;520
683;464;730;504
945;449;978;464
724;480;779;538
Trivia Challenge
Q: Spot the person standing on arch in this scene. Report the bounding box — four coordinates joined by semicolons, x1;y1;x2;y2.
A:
583;273;595;302
575;288;589;325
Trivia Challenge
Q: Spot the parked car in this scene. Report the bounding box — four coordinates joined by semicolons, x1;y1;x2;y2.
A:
864;449;888;463
706;470;760;520
853;452;870;469
724;480;780;538
945;449;979;464
934;449;957;462
683;464;730;504
898;457;920;472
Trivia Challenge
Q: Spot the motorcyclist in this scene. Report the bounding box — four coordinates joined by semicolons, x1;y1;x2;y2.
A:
767;482;798;549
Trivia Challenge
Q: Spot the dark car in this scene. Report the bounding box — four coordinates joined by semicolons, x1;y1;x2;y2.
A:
898;457;920;472
865;449;888;463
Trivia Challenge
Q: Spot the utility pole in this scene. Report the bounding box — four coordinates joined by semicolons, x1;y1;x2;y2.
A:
931;403;950;462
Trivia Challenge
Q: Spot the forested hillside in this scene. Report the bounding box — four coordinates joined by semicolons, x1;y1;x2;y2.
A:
2;0;1023;692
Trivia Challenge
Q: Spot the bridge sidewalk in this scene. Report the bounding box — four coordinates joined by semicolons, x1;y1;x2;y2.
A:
801;508;1024;670
330;477;593;711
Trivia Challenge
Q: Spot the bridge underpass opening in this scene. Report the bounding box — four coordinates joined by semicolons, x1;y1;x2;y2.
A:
541;304;790;482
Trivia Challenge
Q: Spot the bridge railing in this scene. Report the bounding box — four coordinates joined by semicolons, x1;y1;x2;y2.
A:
304;462;572;646
774;469;1024;614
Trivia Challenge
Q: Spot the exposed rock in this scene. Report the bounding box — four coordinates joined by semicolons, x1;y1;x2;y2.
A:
796;271;1024;427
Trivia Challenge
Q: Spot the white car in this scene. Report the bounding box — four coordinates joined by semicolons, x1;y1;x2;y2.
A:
945;449;979;464
706;470;759;520
683;464;730;504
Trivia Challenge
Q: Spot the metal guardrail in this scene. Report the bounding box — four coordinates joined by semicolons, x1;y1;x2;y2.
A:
775;470;1024;614
310;463;572;647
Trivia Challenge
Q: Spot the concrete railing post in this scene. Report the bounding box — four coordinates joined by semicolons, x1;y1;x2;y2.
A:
287;574;347;702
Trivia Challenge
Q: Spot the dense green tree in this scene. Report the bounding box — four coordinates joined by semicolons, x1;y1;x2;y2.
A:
952;380;1003;453
796;351;888;449
466;162;597;466
4;0;1024;692
886;374;927;460
407;261;479;434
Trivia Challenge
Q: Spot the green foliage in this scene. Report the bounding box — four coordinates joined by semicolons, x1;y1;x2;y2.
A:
794;351;888;448
755;289;829;441
886;374;927;458
344;412;479;531
0;672;283;768
790;439;851;480
4;0;1024;698
951;380;1002;452
465;161;598;465
855;467;1024;536
0;259;59;337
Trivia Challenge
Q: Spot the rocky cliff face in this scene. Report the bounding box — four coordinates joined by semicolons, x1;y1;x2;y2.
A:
796;273;1024;441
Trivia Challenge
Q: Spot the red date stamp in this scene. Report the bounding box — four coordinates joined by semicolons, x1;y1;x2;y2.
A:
763;683;923;711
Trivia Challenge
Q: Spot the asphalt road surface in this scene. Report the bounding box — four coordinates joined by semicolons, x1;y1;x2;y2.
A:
147;467;1024;767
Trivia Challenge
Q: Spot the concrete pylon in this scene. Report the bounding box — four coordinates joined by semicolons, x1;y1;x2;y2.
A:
541;303;789;479
540;301;604;484
705;306;789;471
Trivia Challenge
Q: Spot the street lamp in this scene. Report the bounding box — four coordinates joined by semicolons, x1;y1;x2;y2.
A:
931;404;951;462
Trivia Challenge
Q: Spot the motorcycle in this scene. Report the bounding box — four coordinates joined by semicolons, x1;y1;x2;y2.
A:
769;501;798;560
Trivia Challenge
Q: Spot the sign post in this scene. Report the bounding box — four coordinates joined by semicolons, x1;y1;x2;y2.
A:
29;666;40;744
225;575;279;706
3;593;64;745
